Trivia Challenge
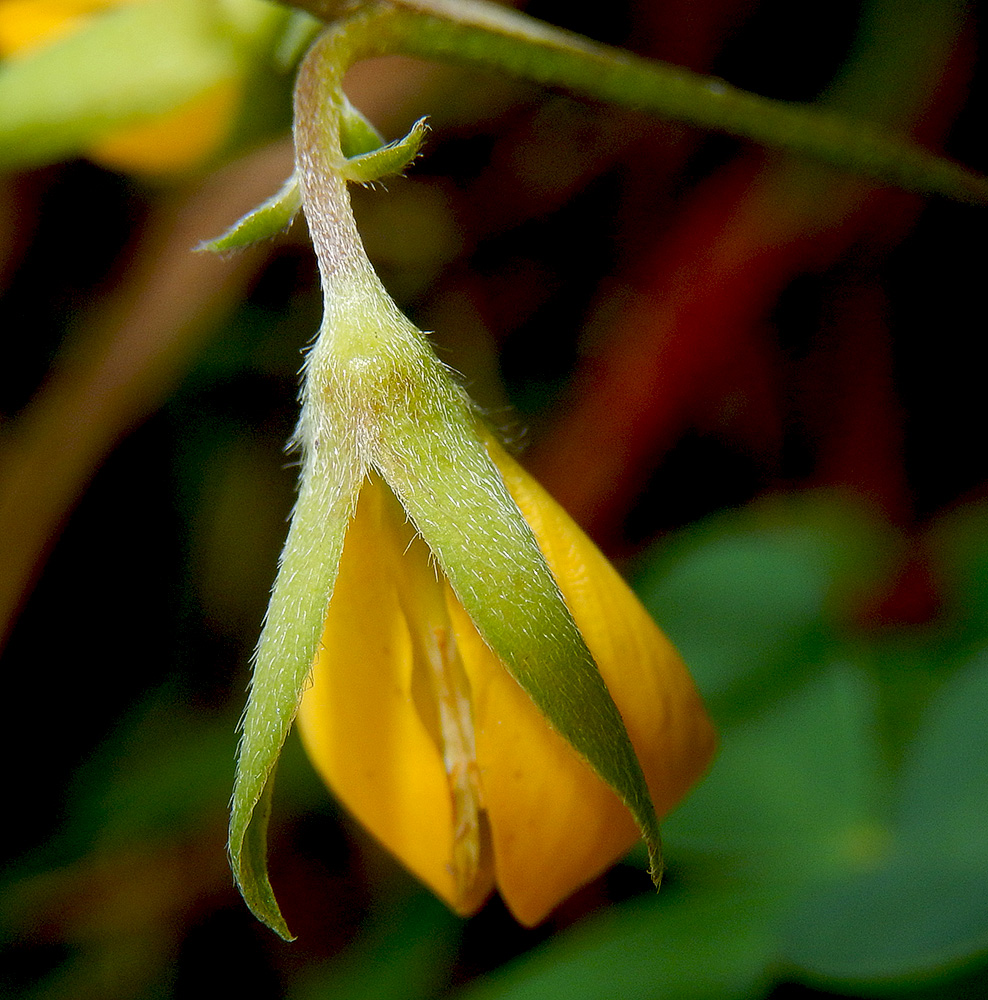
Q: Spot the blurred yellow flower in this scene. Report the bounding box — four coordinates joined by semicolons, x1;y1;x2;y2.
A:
0;0;237;173
296;434;716;927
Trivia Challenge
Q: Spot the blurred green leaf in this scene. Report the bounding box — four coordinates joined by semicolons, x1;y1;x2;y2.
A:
63;696;237;850
899;646;988;853
454;884;774;1000
291;892;462;1000
781;849;988;990
664;662;890;893
636;495;886;707
779;648;988;988
926;502;988;644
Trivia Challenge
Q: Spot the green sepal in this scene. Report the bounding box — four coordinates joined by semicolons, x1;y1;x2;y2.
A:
234;764;293;941
341;116;430;184
339;95;387;159
373;339;664;888
228;429;362;940
197;173;301;252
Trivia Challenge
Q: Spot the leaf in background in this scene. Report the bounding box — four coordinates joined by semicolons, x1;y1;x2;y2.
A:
663;663;890;894
780;647;988;988
899;647;988;853
926;501;988;644
635;495;887;707
453;884;775;1000
291;892;462;1000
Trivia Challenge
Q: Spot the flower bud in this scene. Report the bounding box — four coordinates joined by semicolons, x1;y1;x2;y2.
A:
225;26;714;938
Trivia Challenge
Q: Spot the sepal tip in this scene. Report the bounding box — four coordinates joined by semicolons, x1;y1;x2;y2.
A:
197;172;301;253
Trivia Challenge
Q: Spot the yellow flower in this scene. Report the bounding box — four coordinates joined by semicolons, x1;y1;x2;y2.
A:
296;439;716;926
225;27;715;939
0;0;238;174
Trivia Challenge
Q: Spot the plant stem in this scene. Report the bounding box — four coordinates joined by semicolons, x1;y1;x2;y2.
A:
283;0;988;205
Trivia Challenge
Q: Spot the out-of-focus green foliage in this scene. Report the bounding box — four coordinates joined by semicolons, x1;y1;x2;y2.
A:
635;498;889;709
290;894;462;1000
452;883;775;1000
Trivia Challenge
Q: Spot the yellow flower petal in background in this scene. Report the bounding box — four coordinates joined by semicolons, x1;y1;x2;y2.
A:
0;0;133;54
0;0;237;174
88;79;238;174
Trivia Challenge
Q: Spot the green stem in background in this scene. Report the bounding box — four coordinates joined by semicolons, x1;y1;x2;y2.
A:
279;0;988;206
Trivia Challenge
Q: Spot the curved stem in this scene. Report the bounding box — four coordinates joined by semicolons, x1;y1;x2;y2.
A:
285;0;988;206
293;32;364;283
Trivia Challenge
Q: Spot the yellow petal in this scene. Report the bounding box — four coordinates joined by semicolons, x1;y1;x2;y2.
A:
0;0;136;56
450;593;639;926
454;438;716;925
296;476;494;915
88;79;237;174
490;439;716;812
0;0;236;174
